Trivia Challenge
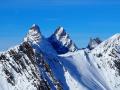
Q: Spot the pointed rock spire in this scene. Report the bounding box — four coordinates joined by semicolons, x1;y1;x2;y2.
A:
24;24;43;43
48;26;78;54
30;24;41;33
54;26;65;36
87;37;102;50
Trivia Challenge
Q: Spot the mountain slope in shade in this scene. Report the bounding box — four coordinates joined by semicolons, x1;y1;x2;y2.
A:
1;24;120;90
48;26;78;54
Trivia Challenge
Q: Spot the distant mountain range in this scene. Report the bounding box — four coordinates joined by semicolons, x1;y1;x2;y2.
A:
0;24;120;90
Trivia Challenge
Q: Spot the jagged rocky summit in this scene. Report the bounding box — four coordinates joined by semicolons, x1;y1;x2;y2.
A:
48;26;78;54
87;37;102;50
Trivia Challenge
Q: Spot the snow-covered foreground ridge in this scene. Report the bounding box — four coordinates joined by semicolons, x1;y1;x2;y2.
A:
0;24;120;90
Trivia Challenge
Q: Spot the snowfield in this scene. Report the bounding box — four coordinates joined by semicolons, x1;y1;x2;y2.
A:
59;50;110;90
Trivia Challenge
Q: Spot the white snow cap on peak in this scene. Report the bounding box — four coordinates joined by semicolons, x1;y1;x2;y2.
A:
30;24;41;33
49;26;78;54
32;24;39;28
55;26;65;35
57;27;64;33
110;33;120;39
87;37;102;50
32;24;36;27
24;24;42;43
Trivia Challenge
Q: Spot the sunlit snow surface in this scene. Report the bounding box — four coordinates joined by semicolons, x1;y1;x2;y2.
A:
57;50;110;90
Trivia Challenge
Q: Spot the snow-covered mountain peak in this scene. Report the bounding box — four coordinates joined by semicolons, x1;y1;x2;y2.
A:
92;33;120;54
31;24;40;29
91;33;120;90
109;33;120;40
24;24;57;55
54;26;65;37
30;24;41;35
87;37;102;50
24;24;43;43
48;27;78;54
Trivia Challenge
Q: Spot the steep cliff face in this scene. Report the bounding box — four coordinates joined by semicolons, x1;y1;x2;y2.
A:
48;27;78;54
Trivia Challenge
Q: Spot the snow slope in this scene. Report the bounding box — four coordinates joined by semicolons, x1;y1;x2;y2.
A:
91;33;120;90
59;50;110;90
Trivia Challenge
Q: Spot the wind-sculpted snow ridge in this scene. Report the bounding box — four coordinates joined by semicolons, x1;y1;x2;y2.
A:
1;24;120;90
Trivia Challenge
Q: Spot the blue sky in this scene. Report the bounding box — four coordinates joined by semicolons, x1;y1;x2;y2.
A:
0;0;120;51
